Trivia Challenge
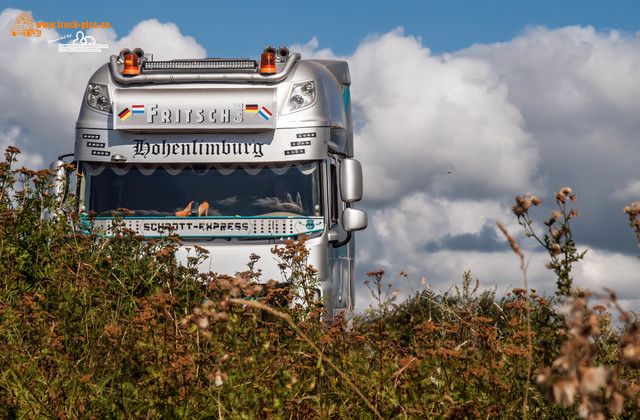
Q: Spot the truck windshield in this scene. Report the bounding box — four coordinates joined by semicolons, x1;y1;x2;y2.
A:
82;162;322;218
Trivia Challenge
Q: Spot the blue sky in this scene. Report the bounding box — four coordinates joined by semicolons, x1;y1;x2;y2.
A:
4;2;640;310
11;0;640;57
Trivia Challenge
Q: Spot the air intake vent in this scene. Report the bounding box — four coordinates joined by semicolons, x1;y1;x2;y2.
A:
142;59;258;73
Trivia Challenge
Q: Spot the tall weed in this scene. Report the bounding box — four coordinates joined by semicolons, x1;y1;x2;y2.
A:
3;150;640;418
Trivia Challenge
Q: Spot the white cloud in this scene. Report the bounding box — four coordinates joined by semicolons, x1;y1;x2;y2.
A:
0;9;207;166
115;19;205;60
0;125;43;168
575;248;640;297
294;26;640;306
290;37;340;60
612;179;640;201
4;11;640;310
348;29;540;204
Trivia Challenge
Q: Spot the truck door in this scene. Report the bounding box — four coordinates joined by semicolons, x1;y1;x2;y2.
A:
328;156;353;310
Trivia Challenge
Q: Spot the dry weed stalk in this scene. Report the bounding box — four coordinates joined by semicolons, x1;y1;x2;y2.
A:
506;190;640;418
188;255;383;419
226;296;384;420
624;201;640;246
511;189;585;296
496;221;533;420
534;290;640;418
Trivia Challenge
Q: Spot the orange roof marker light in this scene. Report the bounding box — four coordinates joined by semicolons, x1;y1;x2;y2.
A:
260;46;276;74
120;47;144;76
123;53;139;75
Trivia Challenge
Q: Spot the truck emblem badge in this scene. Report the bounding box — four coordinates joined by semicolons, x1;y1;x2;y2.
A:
118;108;132;121
258;106;272;120
306;219;315;230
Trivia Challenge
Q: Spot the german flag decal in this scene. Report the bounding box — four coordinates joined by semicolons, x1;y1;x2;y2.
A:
118;108;132;121
246;104;258;113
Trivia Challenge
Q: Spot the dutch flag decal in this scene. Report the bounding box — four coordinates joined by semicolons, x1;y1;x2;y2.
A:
131;105;144;114
258;106;272;120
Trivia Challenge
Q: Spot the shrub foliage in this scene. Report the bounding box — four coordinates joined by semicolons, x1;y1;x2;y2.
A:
1;147;640;418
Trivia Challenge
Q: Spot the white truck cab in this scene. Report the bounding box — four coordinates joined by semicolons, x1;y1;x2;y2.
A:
55;46;367;317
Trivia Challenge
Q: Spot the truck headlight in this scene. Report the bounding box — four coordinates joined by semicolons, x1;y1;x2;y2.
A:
284;81;316;114
86;83;111;113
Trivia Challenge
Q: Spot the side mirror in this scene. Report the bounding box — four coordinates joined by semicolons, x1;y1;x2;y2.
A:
340;158;363;203
342;207;367;232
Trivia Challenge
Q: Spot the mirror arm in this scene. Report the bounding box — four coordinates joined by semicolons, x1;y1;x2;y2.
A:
332;231;352;248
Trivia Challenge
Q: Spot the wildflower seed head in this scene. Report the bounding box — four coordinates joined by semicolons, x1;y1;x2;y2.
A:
578;366;610;396
194;316;209;330
214;369;224;386
512;204;526;217
555;191;567;204
536;367;551;384
531;195;542;206
553;378;577;406
611;392;624;416
624;201;640;216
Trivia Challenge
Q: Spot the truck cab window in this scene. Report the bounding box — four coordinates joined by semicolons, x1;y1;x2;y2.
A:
330;162;339;225
82;162;323;218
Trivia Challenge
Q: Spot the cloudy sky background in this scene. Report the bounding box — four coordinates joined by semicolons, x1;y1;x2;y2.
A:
3;3;640;311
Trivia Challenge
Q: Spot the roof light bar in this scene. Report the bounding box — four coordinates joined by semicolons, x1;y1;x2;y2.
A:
108;49;301;84
143;60;258;72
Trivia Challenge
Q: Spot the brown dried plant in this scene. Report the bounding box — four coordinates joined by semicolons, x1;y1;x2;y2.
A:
506;189;640;418
496;221;533;419
534;290;640;419
511;188;586;296
623;201;640;247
